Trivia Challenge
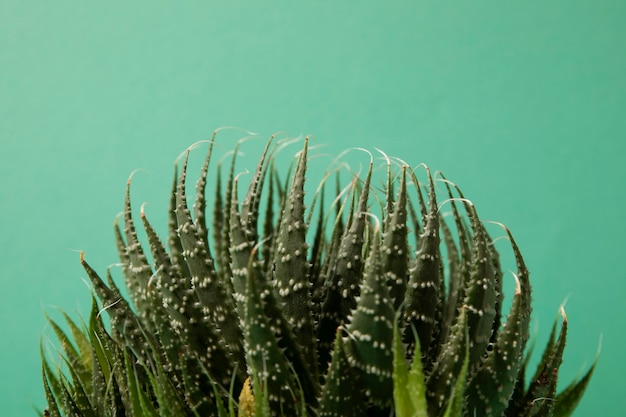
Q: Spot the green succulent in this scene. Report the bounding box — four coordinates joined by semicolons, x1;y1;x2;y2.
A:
40;132;596;417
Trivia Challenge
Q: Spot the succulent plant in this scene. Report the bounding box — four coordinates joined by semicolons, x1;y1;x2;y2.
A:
40;132;596;417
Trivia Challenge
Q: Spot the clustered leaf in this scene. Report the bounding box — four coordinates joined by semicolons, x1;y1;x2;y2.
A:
41;133;596;417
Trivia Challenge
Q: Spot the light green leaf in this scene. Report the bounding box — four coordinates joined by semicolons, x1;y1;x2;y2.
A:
393;321;427;417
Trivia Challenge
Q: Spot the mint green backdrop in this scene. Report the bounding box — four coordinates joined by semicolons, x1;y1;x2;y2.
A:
1;2;624;416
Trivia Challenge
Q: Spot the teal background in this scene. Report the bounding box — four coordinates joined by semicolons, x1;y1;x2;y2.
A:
1;1;624;415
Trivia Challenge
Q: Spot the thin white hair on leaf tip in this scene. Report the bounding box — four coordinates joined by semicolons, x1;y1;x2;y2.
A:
374;147;391;168
314;178;355;239
375;148;406;187
209;140;226;152
213;126;259;137
281;138;307;162
79;276;92;293
96;298;123;319
530;397;556;406
435;176;468;200
385;156;410;182
361;211;382;234
432;169;445;178
139;201;150;217
174;148;191;167
596;333;603;357
176;140;214;170
482;220;512;244
305;133;318;143
558;305;568;327
560;295;571;319
406;163;431;192
322;161;351;189
270;130;289;141
251;235;273;261
439;211;455;220
326;178;355;221
273;133;302;154
389;155;409;168
482;219;511;233
106;262;126;282
430;170;448;194
40;329;64;368
186;139;214;153
205;134;259;167
126;168;152;186
234;169;251;184
353;147;374;165
235;133;262;148
490;235;510;245
437;197;474;214
113;211;123;226
217;149;244;166
69;249;88;269
328;146;373;174
342;326;358;343
265;132;290;159
337;160;366;188
326;147;354;170
435;176;461;192
390;166;405;185
307;141;328;153
305;160;351;226
307;150;334;162
147;265;164;290
508;270;522;295
410;162;431;179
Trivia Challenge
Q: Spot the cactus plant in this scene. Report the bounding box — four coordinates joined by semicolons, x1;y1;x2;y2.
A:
40;131;596;417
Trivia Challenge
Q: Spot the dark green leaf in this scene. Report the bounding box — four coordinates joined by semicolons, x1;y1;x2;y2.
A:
345;230;395;406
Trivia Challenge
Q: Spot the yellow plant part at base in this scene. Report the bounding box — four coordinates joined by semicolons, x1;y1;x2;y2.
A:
238;377;255;417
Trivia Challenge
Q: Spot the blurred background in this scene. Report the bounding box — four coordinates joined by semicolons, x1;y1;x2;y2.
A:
1;1;624;415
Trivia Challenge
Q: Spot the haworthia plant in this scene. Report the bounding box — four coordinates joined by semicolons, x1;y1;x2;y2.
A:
41;132;596;417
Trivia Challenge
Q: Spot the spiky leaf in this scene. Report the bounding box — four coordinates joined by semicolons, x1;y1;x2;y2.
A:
319;328;367;417
272;138;318;383
242;259;298;416
318;163;373;366
403;168;441;364
345;230;395;406
393;320;427;417
465;228;532;417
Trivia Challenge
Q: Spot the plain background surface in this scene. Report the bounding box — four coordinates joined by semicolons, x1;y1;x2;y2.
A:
1;1;625;415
